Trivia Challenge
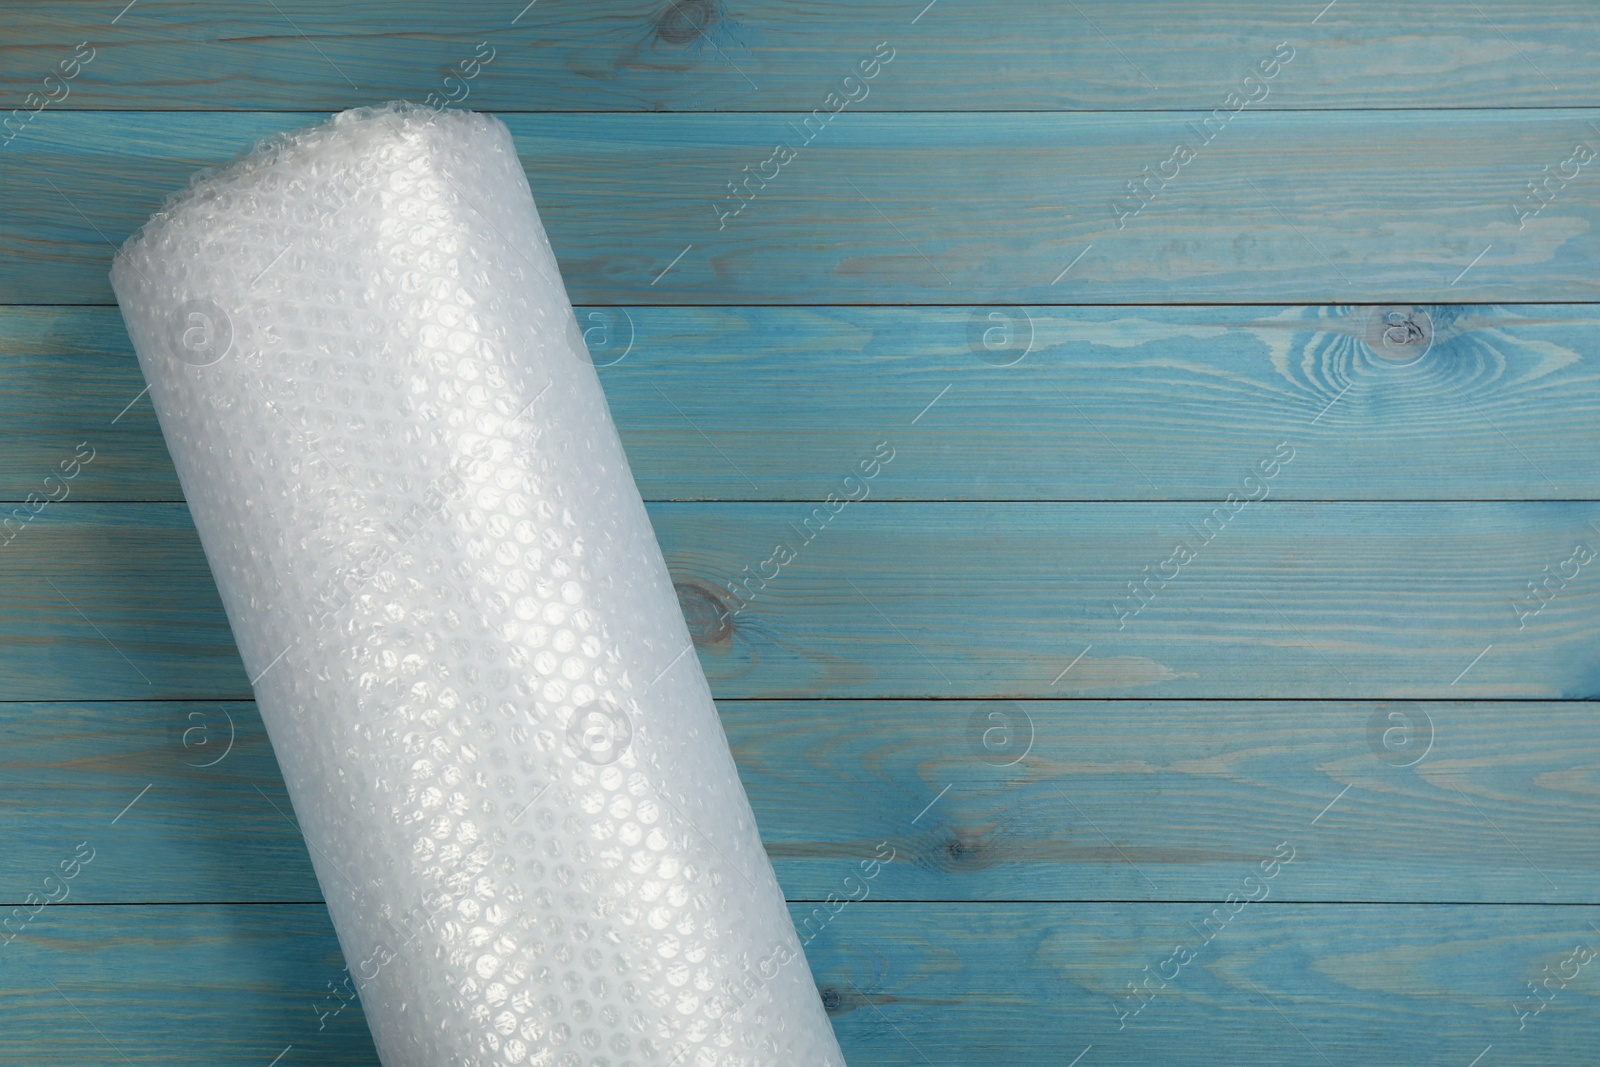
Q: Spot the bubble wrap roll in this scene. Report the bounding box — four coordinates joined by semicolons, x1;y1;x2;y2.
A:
110;104;845;1067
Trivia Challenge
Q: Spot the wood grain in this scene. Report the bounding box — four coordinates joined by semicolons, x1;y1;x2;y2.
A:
6;699;1597;906
5;901;1599;1066
8;110;1600;304
7;501;1599;700
5;1;1600;111
10;304;1600;503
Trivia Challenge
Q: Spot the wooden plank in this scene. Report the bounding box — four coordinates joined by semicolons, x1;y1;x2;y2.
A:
7;699;1598;906
5;901;1599;1066
8;110;1600;305
10;303;1600;503
728;699;1600;903
6;1;1600;112
665;501;1600;700
602;304;1600;501
7;501;1600;700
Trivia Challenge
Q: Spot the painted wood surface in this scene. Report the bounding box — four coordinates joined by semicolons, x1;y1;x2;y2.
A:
7;1;1600;112
6;699;1595;906
9;303;1600;503
4;903;1599;1067
7;501;1595;701
6;2;1600;1063
9;110;1600;305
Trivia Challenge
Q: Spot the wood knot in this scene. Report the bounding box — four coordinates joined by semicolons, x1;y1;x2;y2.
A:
656;0;718;44
818;986;845;1014
944;836;991;869
674;581;733;645
1364;305;1433;364
916;819;1019;874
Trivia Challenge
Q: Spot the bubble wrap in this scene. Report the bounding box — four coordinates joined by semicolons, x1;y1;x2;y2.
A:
110;103;844;1067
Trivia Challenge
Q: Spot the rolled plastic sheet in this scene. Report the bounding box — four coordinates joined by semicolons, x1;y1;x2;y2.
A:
110;104;845;1067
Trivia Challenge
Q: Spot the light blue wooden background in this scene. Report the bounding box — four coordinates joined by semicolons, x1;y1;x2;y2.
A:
4;2;1600;1065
